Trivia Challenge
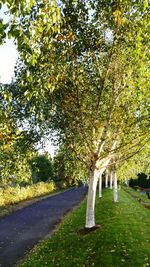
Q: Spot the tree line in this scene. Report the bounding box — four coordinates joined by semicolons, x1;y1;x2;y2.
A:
0;0;149;228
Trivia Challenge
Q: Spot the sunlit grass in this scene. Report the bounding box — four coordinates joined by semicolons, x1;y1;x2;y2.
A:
18;188;150;267
0;182;56;216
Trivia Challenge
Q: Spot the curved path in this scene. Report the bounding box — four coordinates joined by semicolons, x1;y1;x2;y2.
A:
0;186;87;267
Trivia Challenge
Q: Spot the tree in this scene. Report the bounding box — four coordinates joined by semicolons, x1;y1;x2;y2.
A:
47;0;149;228
28;153;53;183
117;143;150;184
2;1;149;228
53;144;88;187
0;81;42;185
128;173;150;190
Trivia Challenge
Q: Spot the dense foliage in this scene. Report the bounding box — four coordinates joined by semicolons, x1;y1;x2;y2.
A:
0;0;149;227
53;145;88;187
28;153;53;183
11;1;149;170
129;173;150;189
1;1;149;174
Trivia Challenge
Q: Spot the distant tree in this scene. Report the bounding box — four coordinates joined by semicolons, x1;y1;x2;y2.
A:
0;84;37;185
137;173;149;188
53;145;88;187
118;143;150;184
28;153;53;183
129;178;138;188
129;173;150;191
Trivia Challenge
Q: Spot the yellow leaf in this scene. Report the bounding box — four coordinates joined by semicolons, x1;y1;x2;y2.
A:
113;10;122;26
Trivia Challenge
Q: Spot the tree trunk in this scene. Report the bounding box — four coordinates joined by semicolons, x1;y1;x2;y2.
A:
105;173;108;188
110;171;113;189
99;174;102;198
85;169;98;228
85;150;117;228
113;170;118;202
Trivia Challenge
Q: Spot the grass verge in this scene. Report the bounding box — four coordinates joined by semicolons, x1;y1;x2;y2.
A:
123;186;150;203
0;182;58;217
18;188;150;267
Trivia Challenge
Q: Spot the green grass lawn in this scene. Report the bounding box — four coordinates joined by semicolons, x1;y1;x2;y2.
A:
19;188;150;267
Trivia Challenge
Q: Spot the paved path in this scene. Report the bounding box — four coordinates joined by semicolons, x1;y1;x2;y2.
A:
0;186;87;267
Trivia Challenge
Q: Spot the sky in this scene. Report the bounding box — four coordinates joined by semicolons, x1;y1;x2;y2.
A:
0;38;18;84
0;5;56;157
0;5;18;84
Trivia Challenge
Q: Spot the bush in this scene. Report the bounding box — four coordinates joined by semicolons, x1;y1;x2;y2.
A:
0;181;56;208
146;191;150;199
56;180;67;189
133;186;139;191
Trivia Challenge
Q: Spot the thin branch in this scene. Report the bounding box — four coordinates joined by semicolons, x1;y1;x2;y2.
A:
94;44;116;121
106;141;148;169
73;81;92;153
104;133;149;156
68;143;89;168
96;140;117;170
96;94;117;157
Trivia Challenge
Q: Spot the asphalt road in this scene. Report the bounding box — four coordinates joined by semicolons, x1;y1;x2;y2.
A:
0;186;87;267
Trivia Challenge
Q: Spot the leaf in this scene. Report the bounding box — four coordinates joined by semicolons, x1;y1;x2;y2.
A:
110;249;115;253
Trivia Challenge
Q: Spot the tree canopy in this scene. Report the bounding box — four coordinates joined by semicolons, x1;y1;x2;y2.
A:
0;0;149;227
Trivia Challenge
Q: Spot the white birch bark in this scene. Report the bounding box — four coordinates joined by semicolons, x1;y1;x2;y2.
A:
85;169;98;228
105;173;108;188
99;174;102;198
113;170;118;202
85;142;118;229
110;171;113;189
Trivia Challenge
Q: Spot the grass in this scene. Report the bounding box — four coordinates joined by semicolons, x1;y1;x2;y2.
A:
0;182;57;217
18;187;150;267
123;186;150;203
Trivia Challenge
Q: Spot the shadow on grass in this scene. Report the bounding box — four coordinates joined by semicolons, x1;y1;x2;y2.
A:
77;224;102;235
